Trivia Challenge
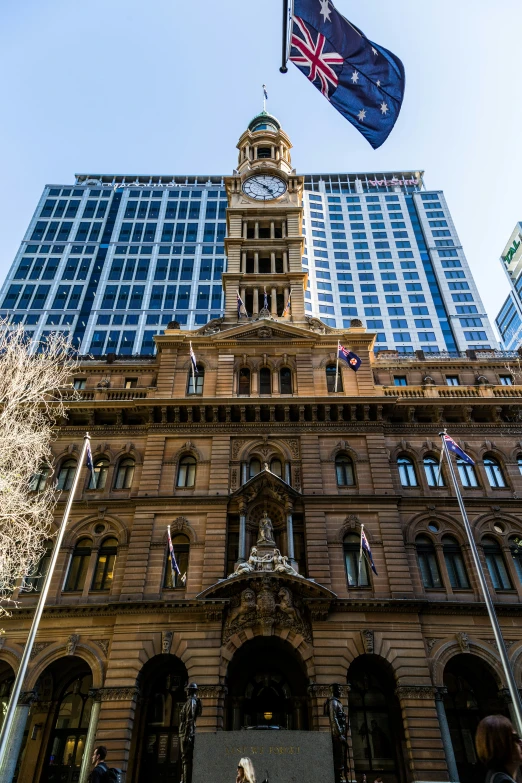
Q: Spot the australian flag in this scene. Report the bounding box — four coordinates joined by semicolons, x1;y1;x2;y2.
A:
86;439;94;479
361;528;378;575
443;434;475;466
290;0;405;149
338;342;361;372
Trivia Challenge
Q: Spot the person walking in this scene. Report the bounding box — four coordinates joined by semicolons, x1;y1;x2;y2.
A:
476;715;522;783
88;746;108;783
236;757;256;783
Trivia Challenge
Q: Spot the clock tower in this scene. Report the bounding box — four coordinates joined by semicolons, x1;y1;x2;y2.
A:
222;111;307;325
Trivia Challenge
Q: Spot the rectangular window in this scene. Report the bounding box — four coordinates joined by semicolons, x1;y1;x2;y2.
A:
449;282;470;290
464;331;488;341
100;285;117;309
391;319;408;329
186;223;198;242
149;285;164;309
393;332;411;342
394;376;408;386
446;376;459;386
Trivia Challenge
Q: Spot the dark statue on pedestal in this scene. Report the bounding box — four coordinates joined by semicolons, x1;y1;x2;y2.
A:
324;684;347;783
179;682;202;783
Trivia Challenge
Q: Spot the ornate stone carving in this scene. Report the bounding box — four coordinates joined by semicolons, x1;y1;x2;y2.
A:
196;684;227;699
22;641;51;661
257;327;273;338
162;630;174;655
171;516;189;533
309;602;330;622
293;466;301;491
223;578;311;644
66;634;80;656
309;683;350;699
0;636;5;650
93;639;110;655
230;468;238;491
231;440;243;460
395;685;436;700
286;439;300;459
426;638;440;654
361;629;374;654
97;686;140;702
204;608;222;622
456;632;470;653
257;511;276;545
483;638;515;650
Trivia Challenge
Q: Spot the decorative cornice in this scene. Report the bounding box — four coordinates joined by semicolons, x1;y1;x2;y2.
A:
308;684;350;699
197;685;228;699
98;686;140;702
395;685;436;700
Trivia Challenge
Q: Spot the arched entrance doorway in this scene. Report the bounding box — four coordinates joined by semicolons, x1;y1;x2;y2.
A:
132;654;188;783
348;655;406;783
225;637;309;730
443;653;507;783
38;656;93;783
0;661;15;733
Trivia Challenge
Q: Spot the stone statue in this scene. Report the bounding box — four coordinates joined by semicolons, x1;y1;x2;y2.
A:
229;588;257;624
257;512;275;545
231;547;259;576
272;549;301;577
324;684;348;783
179;682;202;783
276;586;301;623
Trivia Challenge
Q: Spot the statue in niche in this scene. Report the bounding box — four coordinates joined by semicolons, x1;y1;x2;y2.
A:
257;511;275;545
272;549;301;577
232;548;259;576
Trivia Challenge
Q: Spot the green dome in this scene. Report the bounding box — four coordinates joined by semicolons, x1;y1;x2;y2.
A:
248;111;281;133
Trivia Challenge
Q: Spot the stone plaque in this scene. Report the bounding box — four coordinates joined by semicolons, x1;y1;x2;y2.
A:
193;730;334;783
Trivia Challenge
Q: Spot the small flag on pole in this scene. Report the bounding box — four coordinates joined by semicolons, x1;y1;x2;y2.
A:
189;342;198;375
167;525;185;586
337;342;362;372
361;527;378;575
86;439;95;483
443;433;475;465
263;84;268;100
282;292;291;316
237;291;248;319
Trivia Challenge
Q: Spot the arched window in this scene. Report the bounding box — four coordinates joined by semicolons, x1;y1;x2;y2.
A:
177;455;196;488
398;456;418;487
164;534;189;588
483;537;512;590
457;458;479;488
423;456;445;487
249;458;261;479
344;533;370;587
259;367;271;395
187;364;204;395
270;458;282;478
64;538;92;592
416;535;442;588
57;459;77;491
280;367;293;394
336;454;355;486
238;367;251;395
91;537;117;591
442;535;469;589
88;457;109;490
326;364;342;393
44;674;93;781
518;455;522;476
483;456;506;488
23;540;53;592
114;457;135;489
29;464;50;492
509;536;522;583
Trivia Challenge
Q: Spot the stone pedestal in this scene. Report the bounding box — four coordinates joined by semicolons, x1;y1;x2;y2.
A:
193;730;335;783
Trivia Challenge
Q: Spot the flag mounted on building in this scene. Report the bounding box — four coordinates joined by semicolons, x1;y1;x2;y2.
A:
289;0;405;149
85;438;95;483
338;342;361;372
443;433;475;465
167;525;185;586
189;342;198;375
282;292;291;316
237;291;248;319
361;527;378;575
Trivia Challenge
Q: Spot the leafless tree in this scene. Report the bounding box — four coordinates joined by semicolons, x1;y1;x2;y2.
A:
0;321;78;616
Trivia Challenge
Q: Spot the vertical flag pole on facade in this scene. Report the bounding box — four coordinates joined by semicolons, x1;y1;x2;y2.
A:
440;431;522;734
334;341;340;393
0;433;92;769
358;524;364;587
280;0;291;73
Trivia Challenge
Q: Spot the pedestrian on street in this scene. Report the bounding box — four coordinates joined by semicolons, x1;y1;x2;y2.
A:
88;746;108;783
476;715;522;783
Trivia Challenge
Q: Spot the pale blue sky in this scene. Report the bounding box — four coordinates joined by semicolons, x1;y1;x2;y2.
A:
1;0;521;334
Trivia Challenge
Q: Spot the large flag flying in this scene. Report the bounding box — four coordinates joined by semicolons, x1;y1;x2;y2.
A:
85;439;95;484
338;342;361;372
290;0;405;149
361;527;378;575
282;292;291;316
443;433;475;466
189;342;198;375
237;291;248;319
167;525;185;586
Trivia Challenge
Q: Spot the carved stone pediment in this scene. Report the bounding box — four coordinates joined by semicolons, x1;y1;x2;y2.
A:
198;573;335;644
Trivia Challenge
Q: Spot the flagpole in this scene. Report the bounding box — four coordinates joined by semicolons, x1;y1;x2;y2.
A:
189;341;195;391
440;432;522;734
280;0;290;73
334;341;340;393
358;524;364;587
0;433;91;769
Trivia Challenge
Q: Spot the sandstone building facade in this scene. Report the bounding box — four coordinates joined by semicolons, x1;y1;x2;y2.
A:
0;115;522;783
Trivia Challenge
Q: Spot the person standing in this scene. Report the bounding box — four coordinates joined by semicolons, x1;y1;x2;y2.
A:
88;746;108;783
476;715;522;783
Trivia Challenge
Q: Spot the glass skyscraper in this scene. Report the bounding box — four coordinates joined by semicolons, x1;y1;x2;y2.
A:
0;161;497;355
495;222;522;349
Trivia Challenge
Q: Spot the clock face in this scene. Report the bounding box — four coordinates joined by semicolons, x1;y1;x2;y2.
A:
243;175;287;201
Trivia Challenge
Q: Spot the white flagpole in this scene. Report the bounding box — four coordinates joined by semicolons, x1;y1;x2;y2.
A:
358;524;364;587
440;431;522;734
334;341;340;393
435;428;446;487
0;433;92;769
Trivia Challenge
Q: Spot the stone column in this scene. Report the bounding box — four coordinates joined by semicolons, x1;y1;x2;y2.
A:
253;288;259;315
283;251;288;272
243;222;247;240
0;690;36;783
78;690;102;783
241;462;247;485
286;503;295;565
270;221;275;239
285;462;291;485
283;287;290;318
434;687;459;782
271;252;276;273
241;251;246;273
254;252;259;273
271;287;277;316
254;221;259;239
238;503;247;561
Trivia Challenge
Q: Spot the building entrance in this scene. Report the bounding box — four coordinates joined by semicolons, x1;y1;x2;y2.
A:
443;654;507;783
134;655;188;783
225;637;309;730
